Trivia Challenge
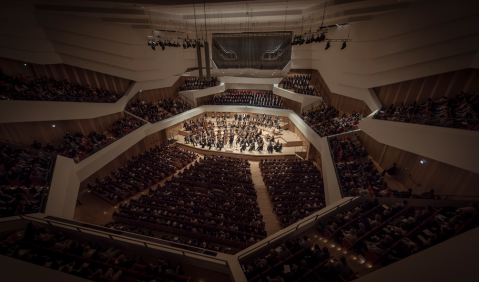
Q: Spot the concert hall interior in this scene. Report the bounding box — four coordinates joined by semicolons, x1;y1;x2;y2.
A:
0;1;479;282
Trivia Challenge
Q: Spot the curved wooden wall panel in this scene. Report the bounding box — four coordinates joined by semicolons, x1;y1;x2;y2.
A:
358;131;479;201
0;57;133;94
0;112;124;148
288;68;372;116
374;68;479;108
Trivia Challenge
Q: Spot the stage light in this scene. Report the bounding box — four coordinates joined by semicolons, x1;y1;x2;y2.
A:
319;33;325;42
325;41;331;50
341;41;347;50
52;125;55;128
24;63;27;66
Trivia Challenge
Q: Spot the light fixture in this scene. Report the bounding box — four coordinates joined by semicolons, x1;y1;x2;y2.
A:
325;41;331;50
52;125;55;128
341;41;347;50
139;90;142;92
24;63;27;66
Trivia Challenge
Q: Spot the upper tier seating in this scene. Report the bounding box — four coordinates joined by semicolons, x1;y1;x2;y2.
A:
127;98;193;124
373;92;479;130
260;159;326;228
242;234;356;282
320;200;478;268
0;145;54;218
87;145;197;205
329;134;380;198
1;222;191;282
206;90;284;109
281;74;315;96
57;114;146;163
301;105;362;137
0;70;124;102
180;76;219;91
112;155;266;253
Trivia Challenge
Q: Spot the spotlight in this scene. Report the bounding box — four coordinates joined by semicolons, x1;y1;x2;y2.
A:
318;33;325;42
341;41;347;50
325;41;331;50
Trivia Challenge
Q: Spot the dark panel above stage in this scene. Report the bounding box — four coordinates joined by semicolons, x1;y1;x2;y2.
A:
212;31;292;70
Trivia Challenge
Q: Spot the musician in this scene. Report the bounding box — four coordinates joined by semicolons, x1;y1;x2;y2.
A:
274;141;280;152
267;142;273;153
240;142;247;153
184;136;189;144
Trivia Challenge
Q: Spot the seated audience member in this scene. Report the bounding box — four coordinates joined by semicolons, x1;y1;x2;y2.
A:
0;71;124;102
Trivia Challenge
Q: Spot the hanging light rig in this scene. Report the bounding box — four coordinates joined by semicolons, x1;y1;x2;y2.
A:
146;9;183;51
290;0;350;49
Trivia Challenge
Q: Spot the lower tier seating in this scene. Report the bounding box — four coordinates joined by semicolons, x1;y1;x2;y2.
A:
111;155;265;253
0;222;191;282
87;145;197;205
260;159;326;227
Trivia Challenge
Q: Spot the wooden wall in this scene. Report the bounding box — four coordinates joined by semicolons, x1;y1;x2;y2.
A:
128;68;207;106
129;76;187;105
0;57;133;94
329;93;372;117
196;94;214;106
374;68;479;109
358;131;479;201
0;112;124;148
283;97;302;115
288;68;372;116
79;129;167;192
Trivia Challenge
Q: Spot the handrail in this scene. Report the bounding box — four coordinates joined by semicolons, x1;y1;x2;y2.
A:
237;197;359;263
179;94;195;108
39;154;56;213
327;136;347;198
18;214;230;266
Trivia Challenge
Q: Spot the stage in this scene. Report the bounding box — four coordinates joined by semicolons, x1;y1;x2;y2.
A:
178;116;303;147
174;116;306;160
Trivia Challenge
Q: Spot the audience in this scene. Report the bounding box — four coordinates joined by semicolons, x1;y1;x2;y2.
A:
127;98;192;123
0;144;54;217
87;145;196;205
57;115;146;163
206;90;284;108
374;92;479;130
301;105;362;137
242;235;350;282
281;74;315;95
0;70;124;102
0;222;189;281
329;134;379;197
260;158;326;227
111;155;266;253
180;77;218;91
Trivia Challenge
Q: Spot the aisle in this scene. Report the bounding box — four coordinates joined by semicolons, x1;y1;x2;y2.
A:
249;161;282;237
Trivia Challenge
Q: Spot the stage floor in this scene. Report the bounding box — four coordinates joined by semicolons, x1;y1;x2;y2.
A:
175;138;298;157
179;116;303;147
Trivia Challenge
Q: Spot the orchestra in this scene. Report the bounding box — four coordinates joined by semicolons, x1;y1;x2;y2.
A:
182;113;284;154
